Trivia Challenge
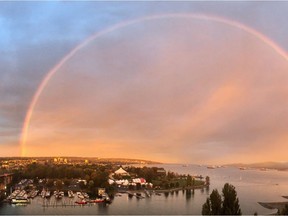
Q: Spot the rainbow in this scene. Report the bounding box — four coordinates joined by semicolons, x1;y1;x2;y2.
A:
20;13;288;156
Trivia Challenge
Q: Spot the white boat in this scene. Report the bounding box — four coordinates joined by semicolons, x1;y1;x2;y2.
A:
11;198;30;204
77;192;84;199
207;166;216;169
54;191;63;199
68;190;74;198
45;190;51;198
18;190;26;197
8;190;20;200
82;192;89;199
41;189;46;198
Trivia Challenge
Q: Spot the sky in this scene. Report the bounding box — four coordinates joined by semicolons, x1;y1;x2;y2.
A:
1;1;288;164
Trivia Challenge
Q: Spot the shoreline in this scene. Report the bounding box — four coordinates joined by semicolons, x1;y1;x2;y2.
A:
118;185;208;194
153;185;207;193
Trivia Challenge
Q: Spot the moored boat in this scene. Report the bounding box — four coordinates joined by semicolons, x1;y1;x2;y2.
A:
207;166;216;169
27;190;38;198
7;190;20;200
89;198;105;203
75;199;87;205
77;192;84;199
54;190;63;199
40;189;46;198
68;190;74;198
82;192;89;199
45;190;51;198
11;198;30;204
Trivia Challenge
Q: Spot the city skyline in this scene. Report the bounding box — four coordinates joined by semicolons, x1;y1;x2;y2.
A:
1;2;288;164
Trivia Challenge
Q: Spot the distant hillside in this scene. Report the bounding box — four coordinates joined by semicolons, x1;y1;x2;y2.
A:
95;157;162;165
0;156;161;165
227;161;288;171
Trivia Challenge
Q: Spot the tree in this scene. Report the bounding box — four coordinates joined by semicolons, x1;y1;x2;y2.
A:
175;182;180;188
56;180;63;190
164;182;169;189
88;180;94;188
46;179;54;188
202;198;211;215
202;183;241;215
84;174;90;183
210;189;222;215
88;180;94;192
167;171;175;180
79;181;86;190
222;183;241;215
63;178;71;187
205;176;210;185
192;178;196;186
187;175;192;186
202;189;222;215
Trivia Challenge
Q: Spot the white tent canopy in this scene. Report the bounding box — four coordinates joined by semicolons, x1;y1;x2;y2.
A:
114;167;129;175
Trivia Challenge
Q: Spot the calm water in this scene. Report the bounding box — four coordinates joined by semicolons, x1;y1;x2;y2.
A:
1;164;288;215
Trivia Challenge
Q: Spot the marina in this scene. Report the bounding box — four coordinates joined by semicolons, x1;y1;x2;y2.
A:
5;189;113;206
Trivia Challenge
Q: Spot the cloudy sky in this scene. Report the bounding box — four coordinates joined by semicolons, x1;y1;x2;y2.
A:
1;1;288;164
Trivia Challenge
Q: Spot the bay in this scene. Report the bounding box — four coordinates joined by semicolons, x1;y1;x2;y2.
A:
1;164;288;215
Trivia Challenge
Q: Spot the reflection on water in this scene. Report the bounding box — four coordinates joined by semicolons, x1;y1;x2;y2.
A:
186;189;192;201
1;165;287;215
205;185;210;194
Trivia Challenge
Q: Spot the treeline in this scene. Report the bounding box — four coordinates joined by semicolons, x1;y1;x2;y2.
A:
125;166;206;190
12;163;112;180
10;163;114;196
125;166;164;182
